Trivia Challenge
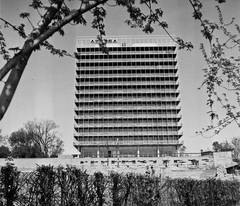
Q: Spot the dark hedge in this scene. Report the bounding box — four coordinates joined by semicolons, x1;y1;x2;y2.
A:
1;163;240;206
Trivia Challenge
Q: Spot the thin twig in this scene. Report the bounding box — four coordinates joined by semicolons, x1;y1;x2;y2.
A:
0;18;27;38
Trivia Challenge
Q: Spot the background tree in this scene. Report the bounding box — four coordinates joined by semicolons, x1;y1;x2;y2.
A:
0;146;11;158
0;129;9;147
231;137;240;162
8;129;42;158
0;129;11;158
212;140;233;152
179;145;187;156
212;141;221;152
24;119;64;157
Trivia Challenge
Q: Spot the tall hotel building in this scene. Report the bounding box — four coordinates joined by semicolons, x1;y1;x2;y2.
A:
74;35;183;158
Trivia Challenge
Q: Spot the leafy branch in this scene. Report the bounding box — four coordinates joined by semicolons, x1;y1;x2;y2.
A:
0;31;11;61
189;1;240;136
121;0;193;50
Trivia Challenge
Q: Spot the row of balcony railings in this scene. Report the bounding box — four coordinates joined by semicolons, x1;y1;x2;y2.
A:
76;69;178;74
76;61;177;67
76;65;178;71
74;113;182;118
77;51;176;57
75;91;179;95
77;76;178;80
77;58;177;63
74;138;183;144
79;153;189;158
75;118;181;123
75;89;180;95
74;114;181;118
75;82;179;87
77;52;177;57
75;101;179;105
75;81;179;86
75;117;180;122
75;97;180;102
75;73;179;79
77;53;176;59
75;111;181;116
74;131;183;137
74;122;182;127
74;115;181;120
79;153;202;158
75;131;182;136
74;133;183;139
74;116;181;121
75;103;180;107
75;107;181;112
76;49;177;55
75;94;179;98
75;103;181;109
76;75;178;79
73;139;183;146
74;105;181;111
74;128;181;132
76;72;178;77
75;112;181;118
78;151;202;158
75;103;181;108
74;117;181;122
76;75;178;81
76;77;178;82
74;115;182;123
76;46;176;53
75;94;179;100
76;99;179;104
76;68;178;73
74;120;181;125
75;110;180;115
76;81;178;86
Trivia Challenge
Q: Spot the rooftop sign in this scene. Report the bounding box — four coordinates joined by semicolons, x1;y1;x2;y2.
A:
90;39;118;44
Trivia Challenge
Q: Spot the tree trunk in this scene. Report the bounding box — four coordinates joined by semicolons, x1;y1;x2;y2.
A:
0;52;32;120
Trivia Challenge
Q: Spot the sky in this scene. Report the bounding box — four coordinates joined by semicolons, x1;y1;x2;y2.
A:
1;0;240;154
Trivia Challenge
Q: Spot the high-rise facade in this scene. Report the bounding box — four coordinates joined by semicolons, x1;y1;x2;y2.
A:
74;35;183;158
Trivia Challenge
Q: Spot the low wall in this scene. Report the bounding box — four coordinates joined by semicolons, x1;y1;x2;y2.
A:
0;155;214;172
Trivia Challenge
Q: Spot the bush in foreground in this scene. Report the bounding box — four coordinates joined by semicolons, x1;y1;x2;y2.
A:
0;163;240;206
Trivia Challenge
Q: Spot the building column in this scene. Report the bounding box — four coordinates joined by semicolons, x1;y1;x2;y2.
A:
97;147;100;158
137;145;140;157
176;146;180;157
117;150;120;167
157;145;160;157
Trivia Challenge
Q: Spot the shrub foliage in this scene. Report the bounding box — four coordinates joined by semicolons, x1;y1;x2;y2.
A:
0;163;240;206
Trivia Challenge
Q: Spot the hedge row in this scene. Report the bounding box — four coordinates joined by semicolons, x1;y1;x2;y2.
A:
1;162;240;206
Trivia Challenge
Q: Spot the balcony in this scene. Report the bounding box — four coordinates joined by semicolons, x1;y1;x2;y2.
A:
74;114;182;120
75;73;178;79
75;96;180;102
74;131;182;137
76;65;178;72
76;61;177;68
74;122;183;128
74;89;180;95
73;139;183;146
76;57;177;64
74;105;181;111
75;81;179;87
